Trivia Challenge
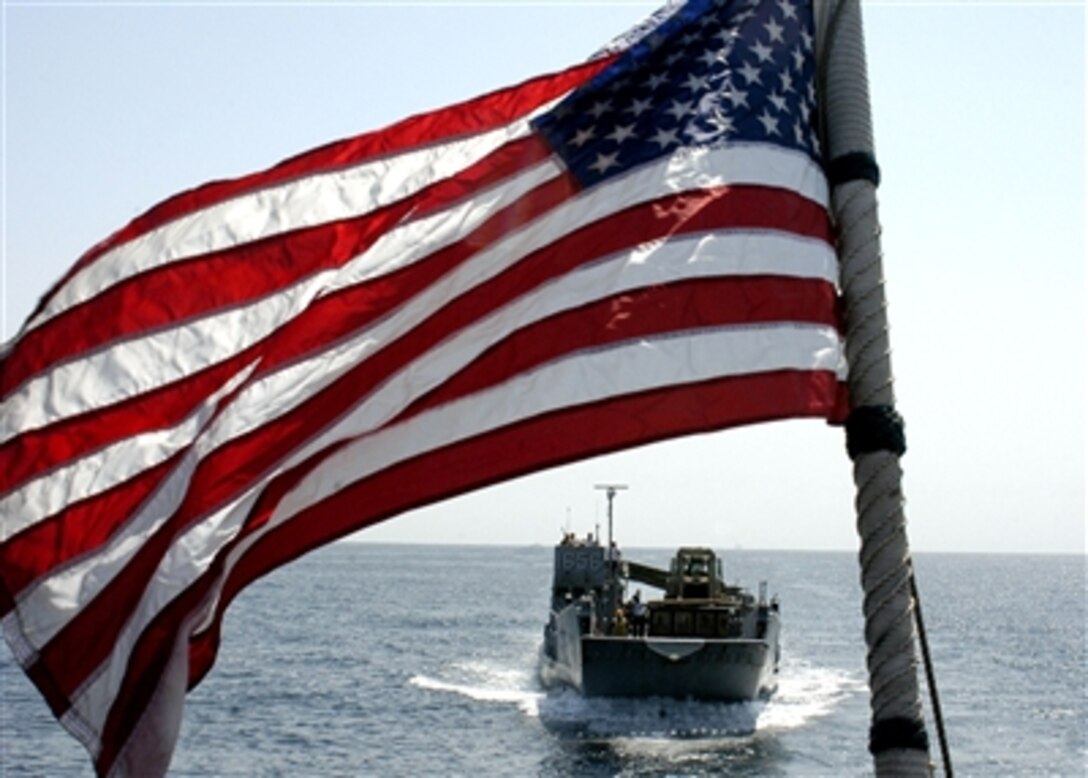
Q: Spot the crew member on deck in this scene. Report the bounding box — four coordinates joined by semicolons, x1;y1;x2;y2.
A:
629;590;648;637
612;607;628;637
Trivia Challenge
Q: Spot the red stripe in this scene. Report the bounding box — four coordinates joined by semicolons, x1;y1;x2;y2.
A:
8;172;583;693
0;156;574;496
32;276;836;698
0;348;259;496
226;372;848;587
402;275;841;419
16;182;830;689
2;183;824;496
24;58;612;329
1;185;828;635
0;456;180;615
2;135;555;397
0;171;582;640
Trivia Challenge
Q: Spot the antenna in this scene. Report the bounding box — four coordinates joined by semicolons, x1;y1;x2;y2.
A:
594;483;628;553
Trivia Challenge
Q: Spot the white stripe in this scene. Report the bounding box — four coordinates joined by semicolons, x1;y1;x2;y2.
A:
322;142;827;301
195;143;827;450
190;229;840;637
6;227;836;650
1;143;821;448
245;229;838;477
188;321;846;632
27;111;546;334
6;145;830;646
2;448;214;649
315;157;564;296
66;322;843;735
667;142;828;204
0;158;562;444
0;362;256;540
3;363;260;651
66;489;260;736
2;158;572;640
59;706;101;761
276;324;847;522
1;271;326;446
174;143;828;454
1;605;36;665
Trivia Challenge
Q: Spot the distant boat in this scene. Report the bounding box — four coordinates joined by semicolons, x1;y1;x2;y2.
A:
539;535;780;701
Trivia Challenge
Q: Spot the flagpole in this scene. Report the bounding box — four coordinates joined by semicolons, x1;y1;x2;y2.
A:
814;2;933;776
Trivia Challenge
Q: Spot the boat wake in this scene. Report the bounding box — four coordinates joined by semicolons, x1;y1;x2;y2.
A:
758;659;867;731
534;689;763;738
409;660;543;714
409;656;862;739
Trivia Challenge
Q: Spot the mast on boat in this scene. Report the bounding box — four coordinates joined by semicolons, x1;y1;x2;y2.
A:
594;483;628;556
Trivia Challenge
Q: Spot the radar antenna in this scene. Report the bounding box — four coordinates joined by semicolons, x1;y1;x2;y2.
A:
594;483;628;554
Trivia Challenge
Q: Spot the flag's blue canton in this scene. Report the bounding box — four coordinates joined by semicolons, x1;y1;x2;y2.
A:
535;0;820;189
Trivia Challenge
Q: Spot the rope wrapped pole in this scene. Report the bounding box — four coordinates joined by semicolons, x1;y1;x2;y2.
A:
813;2;933;776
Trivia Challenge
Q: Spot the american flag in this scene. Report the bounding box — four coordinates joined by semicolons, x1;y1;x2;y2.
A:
1;0;845;774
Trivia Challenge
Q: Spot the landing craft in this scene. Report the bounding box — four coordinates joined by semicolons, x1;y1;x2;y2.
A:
539;536;780;701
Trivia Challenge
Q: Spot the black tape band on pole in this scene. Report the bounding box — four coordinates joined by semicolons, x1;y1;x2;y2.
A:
846;404;906;460
870;716;931;755
829;151;881;187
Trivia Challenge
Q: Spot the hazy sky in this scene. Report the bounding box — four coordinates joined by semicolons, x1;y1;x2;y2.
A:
2;1;1084;554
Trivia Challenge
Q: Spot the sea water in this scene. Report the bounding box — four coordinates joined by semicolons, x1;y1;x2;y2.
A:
1;546;1084;776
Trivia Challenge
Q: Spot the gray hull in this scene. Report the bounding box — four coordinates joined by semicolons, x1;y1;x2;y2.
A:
581;636;776;700
540;605;779;702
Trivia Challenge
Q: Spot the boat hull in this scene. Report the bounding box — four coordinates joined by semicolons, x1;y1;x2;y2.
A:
541;636;776;702
583;636;775;700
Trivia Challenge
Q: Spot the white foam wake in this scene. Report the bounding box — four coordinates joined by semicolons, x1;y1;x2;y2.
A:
409;673;544;711
759;659;867;731
534;690;763;738
409;659;543;714
410;656;864;737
